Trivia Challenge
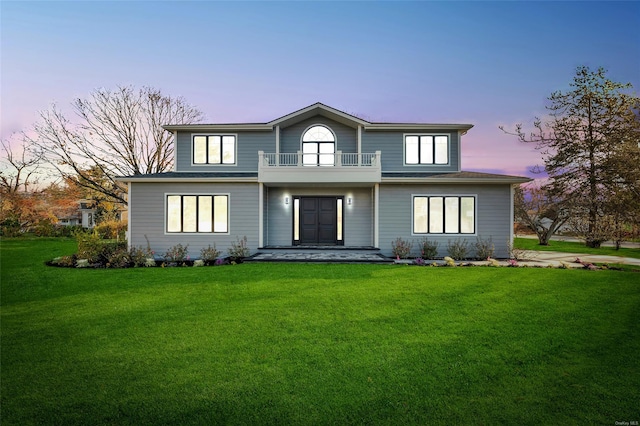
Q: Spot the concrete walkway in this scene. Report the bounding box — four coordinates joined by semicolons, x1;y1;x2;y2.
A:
519;250;640;267
247;248;640;267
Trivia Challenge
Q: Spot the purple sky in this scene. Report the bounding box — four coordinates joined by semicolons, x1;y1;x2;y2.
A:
2;1;639;178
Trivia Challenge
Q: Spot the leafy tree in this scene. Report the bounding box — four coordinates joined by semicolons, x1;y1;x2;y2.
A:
514;182;570;245
502;66;640;247
29;86;203;205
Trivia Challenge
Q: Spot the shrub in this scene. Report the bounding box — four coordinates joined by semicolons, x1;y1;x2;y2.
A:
200;244;221;264
418;238;439;259
94;219;127;240
164;244;189;262
446;239;469;260
193;259;205;267
106;247;132;268
75;231;105;263
474;236;495;260
0;218;21;237
228;236;250;258
391;237;413;259
130;246;154;267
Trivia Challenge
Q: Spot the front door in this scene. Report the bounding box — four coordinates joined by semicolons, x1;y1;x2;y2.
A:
295;197;342;245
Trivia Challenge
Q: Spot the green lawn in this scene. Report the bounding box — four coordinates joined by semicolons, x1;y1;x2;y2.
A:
1;238;639;425
514;236;640;259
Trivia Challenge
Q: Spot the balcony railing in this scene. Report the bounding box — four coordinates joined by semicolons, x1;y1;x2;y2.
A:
260;151;379;167
258;151;382;184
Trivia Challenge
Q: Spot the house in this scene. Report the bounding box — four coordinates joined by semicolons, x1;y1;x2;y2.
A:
117;103;530;259
56;199;96;228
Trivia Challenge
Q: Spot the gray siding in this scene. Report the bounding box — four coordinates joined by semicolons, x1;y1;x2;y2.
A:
129;182;260;257
280;116;357;154
362;130;460;172
175;130;275;172
378;183;512;258
266;187;373;247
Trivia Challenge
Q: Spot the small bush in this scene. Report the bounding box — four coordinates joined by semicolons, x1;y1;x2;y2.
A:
228;236;250;258
75;231;105;263
106;247;131;268
474;236;495;260
200;244;221;263
193;259;205;267
447;239;469;260
164;244;189;262
391;237;413;259
94;219;127;240
130;246;154;267
0;218;21;237
418;238;439;259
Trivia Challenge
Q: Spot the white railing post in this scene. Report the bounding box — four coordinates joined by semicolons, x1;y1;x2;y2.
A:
336;150;342;167
297;151;302;166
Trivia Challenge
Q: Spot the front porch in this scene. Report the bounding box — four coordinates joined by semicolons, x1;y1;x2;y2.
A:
246;246;391;263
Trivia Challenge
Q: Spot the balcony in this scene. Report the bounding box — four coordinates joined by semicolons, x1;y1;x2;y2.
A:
258;151;381;185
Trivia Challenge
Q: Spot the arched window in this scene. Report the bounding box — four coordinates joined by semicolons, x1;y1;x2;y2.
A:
302;125;335;166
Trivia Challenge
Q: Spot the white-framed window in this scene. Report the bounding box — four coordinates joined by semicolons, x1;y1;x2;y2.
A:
193;135;236;165
166;194;229;233
405;135;449;165
301;125;336;166
413;195;475;234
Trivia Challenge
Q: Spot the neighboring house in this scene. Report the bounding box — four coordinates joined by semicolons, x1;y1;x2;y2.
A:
118;103;530;258
57;200;96;228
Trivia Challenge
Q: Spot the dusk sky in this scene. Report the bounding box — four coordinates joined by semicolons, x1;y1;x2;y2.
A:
2;1;639;178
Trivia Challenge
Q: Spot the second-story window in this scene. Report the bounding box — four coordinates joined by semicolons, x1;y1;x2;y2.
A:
405;135;448;165
302;125;335;166
193;135;236;165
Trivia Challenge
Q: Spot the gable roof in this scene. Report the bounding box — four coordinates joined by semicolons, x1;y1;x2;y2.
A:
163;102;474;132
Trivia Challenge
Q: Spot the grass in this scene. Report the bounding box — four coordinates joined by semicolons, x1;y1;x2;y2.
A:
2;238;639;425
514;237;640;259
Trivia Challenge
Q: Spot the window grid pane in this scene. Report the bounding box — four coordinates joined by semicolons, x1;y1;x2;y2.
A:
444;197;459;233
435;136;448;164
198;196;213;232
405;136;419;164
420;136;434;164
213;195;228;233
209;136;221;164
222;136;235;164
193;136;207;164
429;197;444;233
460;197;475;234
413;197;428;233
167;196;182;232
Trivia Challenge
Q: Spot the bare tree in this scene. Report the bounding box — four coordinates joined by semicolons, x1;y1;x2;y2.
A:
501;66;640;247
0;136;42;195
514;182;570;245
29;86;203;204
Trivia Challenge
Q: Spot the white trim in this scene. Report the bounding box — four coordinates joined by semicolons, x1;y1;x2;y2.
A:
258;183;264;247
275;125;280;156
172;131;178;172
509;184;515;252
374;183;379;248
127;182;132;250
457;130;463;172
403;133;451;166
380;177;530;184
410;194;478;236
191;133;238;167
163;192;231;236
365;123;473;131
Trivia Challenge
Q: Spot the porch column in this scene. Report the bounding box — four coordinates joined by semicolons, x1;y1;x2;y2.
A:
275;126;280;166
259;182;264;248
357;125;362;166
374;183;379;248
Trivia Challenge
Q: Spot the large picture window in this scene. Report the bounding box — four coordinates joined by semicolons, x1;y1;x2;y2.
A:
193;135;236;164
167;194;228;233
405;135;448;165
413;196;475;234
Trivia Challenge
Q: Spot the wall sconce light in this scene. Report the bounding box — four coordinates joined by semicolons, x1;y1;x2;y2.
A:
347;197;352;205
285;197;289;205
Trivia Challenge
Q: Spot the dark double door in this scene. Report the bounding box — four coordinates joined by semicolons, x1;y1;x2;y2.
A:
298;197;341;245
